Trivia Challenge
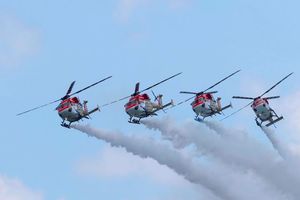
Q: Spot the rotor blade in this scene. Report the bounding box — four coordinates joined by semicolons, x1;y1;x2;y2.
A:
17;99;61;116
180;91;198;95
134;82;140;95
160;94;196;112
100;81;140;107
259;72;293;97
203;91;218;94
66;81;76;96
203;70;241;93
177;96;195;105
101;73;181;108
139;72;182;94
100;84;138;107
168;96;195;109
220;101;252;121
17;76;112;116
151;90;157;101
265;96;280;100
176;91;219;109
232;96;255;100
69;76;112;97
100;95;131;107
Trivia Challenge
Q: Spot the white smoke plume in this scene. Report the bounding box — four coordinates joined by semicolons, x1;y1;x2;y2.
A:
71;124;230;200
72;123;293;200
261;126;288;159
141;117;300;200
0;175;43;200
0;15;40;68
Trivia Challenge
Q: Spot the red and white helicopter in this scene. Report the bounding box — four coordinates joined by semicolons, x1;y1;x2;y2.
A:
178;70;240;122
225;72;293;127
101;73;182;124
17;76;112;128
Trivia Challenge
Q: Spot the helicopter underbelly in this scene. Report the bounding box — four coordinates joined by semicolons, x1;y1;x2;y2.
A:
58;106;81;122
193;102;213;117
254;104;271;121
126;105;148;118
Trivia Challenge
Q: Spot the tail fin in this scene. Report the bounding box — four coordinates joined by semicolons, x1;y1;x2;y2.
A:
134;82;140;95
217;97;222;111
157;94;163;107
83;100;88;114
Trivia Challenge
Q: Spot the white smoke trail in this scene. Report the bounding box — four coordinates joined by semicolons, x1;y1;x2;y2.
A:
204;121;287;159
142;118;279;168
71;124;289;200
204;121;300;199
261;126;287;159
141;117;300;199
71;124;232;200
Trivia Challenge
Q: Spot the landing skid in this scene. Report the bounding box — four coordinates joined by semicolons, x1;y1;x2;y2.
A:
61;123;71;129
128;119;141;124
194;117;204;123
266;116;284;127
255;119;262;127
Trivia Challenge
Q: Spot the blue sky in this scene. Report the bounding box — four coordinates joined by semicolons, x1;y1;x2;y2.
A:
1;0;300;199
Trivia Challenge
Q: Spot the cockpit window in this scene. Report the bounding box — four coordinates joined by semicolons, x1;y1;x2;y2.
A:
126;99;138;107
64;102;70;107
207;94;212;99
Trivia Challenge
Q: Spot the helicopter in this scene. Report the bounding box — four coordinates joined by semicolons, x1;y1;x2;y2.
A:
101;73;182;124
178;70;240;122
225;72;293;127
17;76;112;128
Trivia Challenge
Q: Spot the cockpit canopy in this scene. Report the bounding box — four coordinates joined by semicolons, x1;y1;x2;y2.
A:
125;94;150;108
56;97;80;110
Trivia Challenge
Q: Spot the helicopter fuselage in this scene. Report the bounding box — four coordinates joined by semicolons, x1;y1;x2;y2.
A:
231;72;293;127
16;76;111;128
56;97;86;123
251;98;272;122
191;94;222;118
125;94;157;119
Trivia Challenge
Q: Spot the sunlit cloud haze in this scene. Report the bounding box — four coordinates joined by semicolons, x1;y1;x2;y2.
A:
0;175;43;200
114;0;192;22
0;14;40;68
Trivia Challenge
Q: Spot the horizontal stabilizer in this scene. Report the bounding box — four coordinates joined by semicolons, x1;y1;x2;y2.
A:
161;101;173;109
150;101;173;115
221;103;232;111
88;106;100;115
